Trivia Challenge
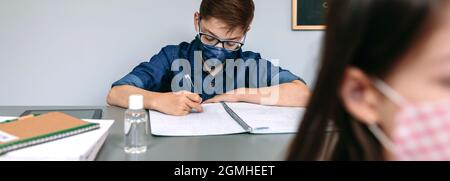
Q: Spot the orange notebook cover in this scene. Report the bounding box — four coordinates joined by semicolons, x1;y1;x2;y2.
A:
0;112;100;155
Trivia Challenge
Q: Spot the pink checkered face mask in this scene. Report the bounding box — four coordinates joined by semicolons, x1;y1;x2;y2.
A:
367;79;450;161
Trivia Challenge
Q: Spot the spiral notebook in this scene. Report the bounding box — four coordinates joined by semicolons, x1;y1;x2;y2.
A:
0;112;100;155
150;102;305;136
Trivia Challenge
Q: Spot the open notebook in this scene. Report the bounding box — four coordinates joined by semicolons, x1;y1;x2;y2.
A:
150;102;305;136
0;116;114;161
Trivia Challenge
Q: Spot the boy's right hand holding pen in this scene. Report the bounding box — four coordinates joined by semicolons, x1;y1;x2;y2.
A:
149;74;203;116
151;90;203;116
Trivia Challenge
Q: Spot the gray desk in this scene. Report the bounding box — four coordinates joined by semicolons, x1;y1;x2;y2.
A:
0;106;296;161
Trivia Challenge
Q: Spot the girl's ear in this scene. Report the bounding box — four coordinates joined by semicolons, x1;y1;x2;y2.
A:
339;67;382;125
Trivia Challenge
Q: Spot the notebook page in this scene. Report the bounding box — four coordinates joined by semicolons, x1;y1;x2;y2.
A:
150;103;246;136
225;103;305;134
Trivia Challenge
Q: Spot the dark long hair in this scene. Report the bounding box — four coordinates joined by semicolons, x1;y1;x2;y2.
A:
288;0;443;161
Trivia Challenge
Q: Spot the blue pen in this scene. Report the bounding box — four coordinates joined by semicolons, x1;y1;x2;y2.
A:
184;74;200;113
184;74;195;90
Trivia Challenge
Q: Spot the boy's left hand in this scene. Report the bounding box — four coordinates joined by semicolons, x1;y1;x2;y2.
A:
203;88;245;104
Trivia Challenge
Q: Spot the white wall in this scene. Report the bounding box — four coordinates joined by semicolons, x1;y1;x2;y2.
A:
0;0;323;106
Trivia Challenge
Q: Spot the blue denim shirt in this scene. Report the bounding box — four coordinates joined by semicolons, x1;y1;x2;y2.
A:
112;38;305;101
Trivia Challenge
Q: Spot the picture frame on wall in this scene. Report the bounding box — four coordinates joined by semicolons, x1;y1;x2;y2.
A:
292;0;328;30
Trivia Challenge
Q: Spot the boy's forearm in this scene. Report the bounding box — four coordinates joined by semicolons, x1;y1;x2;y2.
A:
107;85;161;109
239;81;310;107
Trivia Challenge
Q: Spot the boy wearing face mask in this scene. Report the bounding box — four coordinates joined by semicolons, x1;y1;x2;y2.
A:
107;0;310;116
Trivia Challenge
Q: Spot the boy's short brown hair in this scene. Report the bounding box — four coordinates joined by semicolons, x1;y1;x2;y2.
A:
200;0;255;32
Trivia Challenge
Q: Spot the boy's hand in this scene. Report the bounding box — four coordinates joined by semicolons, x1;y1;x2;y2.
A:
153;91;203;116
203;88;244;104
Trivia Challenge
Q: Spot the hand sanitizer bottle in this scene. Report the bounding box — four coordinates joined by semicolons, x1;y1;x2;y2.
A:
124;94;149;154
